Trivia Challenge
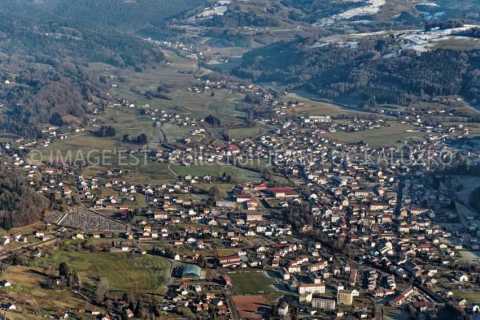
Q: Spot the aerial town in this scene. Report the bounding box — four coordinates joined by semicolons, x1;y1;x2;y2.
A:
0;53;479;319
1;0;480;319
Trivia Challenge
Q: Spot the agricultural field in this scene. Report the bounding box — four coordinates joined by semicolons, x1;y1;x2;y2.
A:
160;123;191;143
27;94;270;183
28;107;159;165
28;134;172;185
26;110;175;184
80;163;175;186
102;52;246;126
28;135;120;164
216;248;240;258
97;107;161;146
122;162;177;184
93;106;194;146
325;122;425;147
31;251;171;294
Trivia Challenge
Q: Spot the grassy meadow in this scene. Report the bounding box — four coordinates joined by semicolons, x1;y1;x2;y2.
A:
31;251;171;294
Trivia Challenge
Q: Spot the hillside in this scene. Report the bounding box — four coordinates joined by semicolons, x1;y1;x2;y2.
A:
2;0;206;31
0;0;207;137
233;26;480;108
0;167;49;229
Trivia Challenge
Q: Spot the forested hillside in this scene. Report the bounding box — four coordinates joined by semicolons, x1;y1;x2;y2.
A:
2;0;206;31
0;167;49;229
234;35;480;108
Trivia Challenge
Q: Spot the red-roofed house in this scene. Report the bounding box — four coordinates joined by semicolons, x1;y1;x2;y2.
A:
266;187;298;199
227;144;241;155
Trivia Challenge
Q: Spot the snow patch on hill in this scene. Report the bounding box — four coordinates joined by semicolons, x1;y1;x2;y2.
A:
336;0;386;19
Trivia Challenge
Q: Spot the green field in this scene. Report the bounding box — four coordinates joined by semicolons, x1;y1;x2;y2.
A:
79;160;176;185
28;108;160;165
32;251;171;294
229;271;275;295
161;123;191;142
326;122;425;147
99;108;159;143
285;92;375;117
172;164;262;183
28;134;121;164
28;134;265;186
228;124;270;140
105;51;246;126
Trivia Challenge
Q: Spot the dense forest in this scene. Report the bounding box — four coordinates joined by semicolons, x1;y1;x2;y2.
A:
0;9;165;68
234;35;480;108
1;0;205;31
0;167;49;229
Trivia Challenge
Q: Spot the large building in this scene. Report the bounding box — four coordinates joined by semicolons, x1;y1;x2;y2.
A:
312;296;336;311
337;290;354;306
298;282;326;295
305;115;332;123
219;254;241;268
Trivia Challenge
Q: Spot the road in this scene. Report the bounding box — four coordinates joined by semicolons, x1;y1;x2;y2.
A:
224;287;240;320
